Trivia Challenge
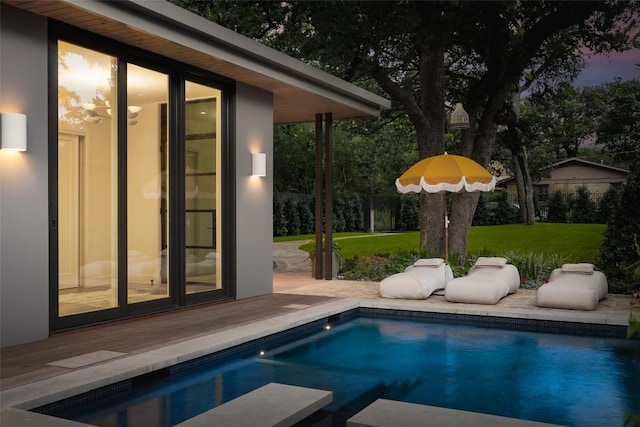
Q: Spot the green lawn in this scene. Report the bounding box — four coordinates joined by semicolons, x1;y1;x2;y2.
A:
467;223;606;263
283;223;606;264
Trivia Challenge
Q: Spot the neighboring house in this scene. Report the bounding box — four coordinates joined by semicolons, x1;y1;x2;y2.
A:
0;1;390;347
498;157;629;198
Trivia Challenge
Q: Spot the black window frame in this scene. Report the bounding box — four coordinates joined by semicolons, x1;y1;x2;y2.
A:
49;20;236;333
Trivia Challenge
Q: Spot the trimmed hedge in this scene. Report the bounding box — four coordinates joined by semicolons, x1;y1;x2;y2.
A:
275;188;611;237
275;193;364;236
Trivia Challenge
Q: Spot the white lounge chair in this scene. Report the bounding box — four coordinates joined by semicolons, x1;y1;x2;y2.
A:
536;263;608;311
379;258;453;299
445;257;520;305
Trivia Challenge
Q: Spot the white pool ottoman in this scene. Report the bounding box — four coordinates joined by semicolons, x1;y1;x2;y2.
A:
536;263;608;311
445;257;520;305
380;258;453;299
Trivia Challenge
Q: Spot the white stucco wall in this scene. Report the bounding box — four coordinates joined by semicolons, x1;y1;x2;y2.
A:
234;83;274;299
0;5;50;347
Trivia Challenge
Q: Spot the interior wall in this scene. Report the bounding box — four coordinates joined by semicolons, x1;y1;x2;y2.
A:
127;103;162;283
0;4;50;347
57;133;80;289
83;119;116;269
234;83;274;298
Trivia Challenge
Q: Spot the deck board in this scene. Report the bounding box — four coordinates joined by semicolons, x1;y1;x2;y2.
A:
0;293;335;390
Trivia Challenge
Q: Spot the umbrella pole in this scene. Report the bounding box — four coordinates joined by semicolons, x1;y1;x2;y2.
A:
444;193;449;263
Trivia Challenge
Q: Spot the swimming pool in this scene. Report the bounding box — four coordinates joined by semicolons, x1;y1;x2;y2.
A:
40;311;640;427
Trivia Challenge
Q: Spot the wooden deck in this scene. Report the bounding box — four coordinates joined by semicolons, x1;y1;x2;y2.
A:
1;270;635;394
0;293;336;391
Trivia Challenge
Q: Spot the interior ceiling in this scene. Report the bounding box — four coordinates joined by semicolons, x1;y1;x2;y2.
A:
7;0;381;124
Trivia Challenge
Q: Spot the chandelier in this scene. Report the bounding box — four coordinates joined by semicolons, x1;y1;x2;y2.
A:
83;101;142;126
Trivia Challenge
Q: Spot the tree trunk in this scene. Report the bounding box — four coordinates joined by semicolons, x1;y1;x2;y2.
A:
510;143;536;225
505;109;536;224
420;192;446;258
512;152;528;223
448;99;499;260
414;9;447;258
448;192;480;261
520;152;536;224
496;87;537;225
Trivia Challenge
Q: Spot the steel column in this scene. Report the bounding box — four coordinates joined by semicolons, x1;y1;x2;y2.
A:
314;114;323;279
324;113;333;280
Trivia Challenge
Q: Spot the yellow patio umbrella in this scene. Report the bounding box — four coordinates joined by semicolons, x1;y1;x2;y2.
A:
395;152;496;262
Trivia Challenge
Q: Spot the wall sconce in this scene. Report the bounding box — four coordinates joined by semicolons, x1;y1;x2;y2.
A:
0;113;27;151
252;152;267;177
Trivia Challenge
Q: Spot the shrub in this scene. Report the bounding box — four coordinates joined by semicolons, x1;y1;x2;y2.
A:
472;193;492;226
476;191;519;225
273;197;288;237
398;194;420;230
341;255;392;281
599;160;640;294
502;250;566;289
342;197;357;232
274;193;368;236
301;238;341;261
448;252;477;277
547;190;568;223
495;191;519;224
284;198;301;236
594;187;620;224
340;248;566;286
333;197;346;232
570;185;595;223
297;198;314;234
341;252;419;281
349;197;364;231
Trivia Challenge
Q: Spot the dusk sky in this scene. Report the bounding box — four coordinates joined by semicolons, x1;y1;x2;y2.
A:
574;48;640;86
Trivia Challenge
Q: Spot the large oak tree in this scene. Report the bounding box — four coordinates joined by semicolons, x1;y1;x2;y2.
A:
173;0;638;260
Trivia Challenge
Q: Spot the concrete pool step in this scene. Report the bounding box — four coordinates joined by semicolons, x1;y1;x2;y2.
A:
0;408;94;426
175;382;333;427
347;399;563;427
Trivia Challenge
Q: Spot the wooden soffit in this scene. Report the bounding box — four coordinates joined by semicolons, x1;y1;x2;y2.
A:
5;0;390;124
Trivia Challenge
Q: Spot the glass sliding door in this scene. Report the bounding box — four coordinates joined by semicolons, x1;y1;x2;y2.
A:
57;41;119;316
184;81;222;294
126;64;170;304
53;33;230;330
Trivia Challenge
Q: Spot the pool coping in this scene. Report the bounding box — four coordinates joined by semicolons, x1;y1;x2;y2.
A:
0;297;631;424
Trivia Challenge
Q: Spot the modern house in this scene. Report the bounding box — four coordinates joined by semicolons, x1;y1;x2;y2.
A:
0;0;390;347
498;157;629;198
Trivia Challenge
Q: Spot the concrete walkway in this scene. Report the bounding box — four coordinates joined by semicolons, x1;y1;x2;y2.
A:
272;234;397;274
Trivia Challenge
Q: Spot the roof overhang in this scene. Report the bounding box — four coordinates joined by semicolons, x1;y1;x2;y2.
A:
553;157;630;173
5;0;390;124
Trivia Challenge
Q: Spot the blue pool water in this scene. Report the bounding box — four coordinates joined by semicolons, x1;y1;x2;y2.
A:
51;316;639;427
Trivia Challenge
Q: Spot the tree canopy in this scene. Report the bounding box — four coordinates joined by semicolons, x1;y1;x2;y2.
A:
510;79;640;169
171;0;639;260
596;78;640;164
